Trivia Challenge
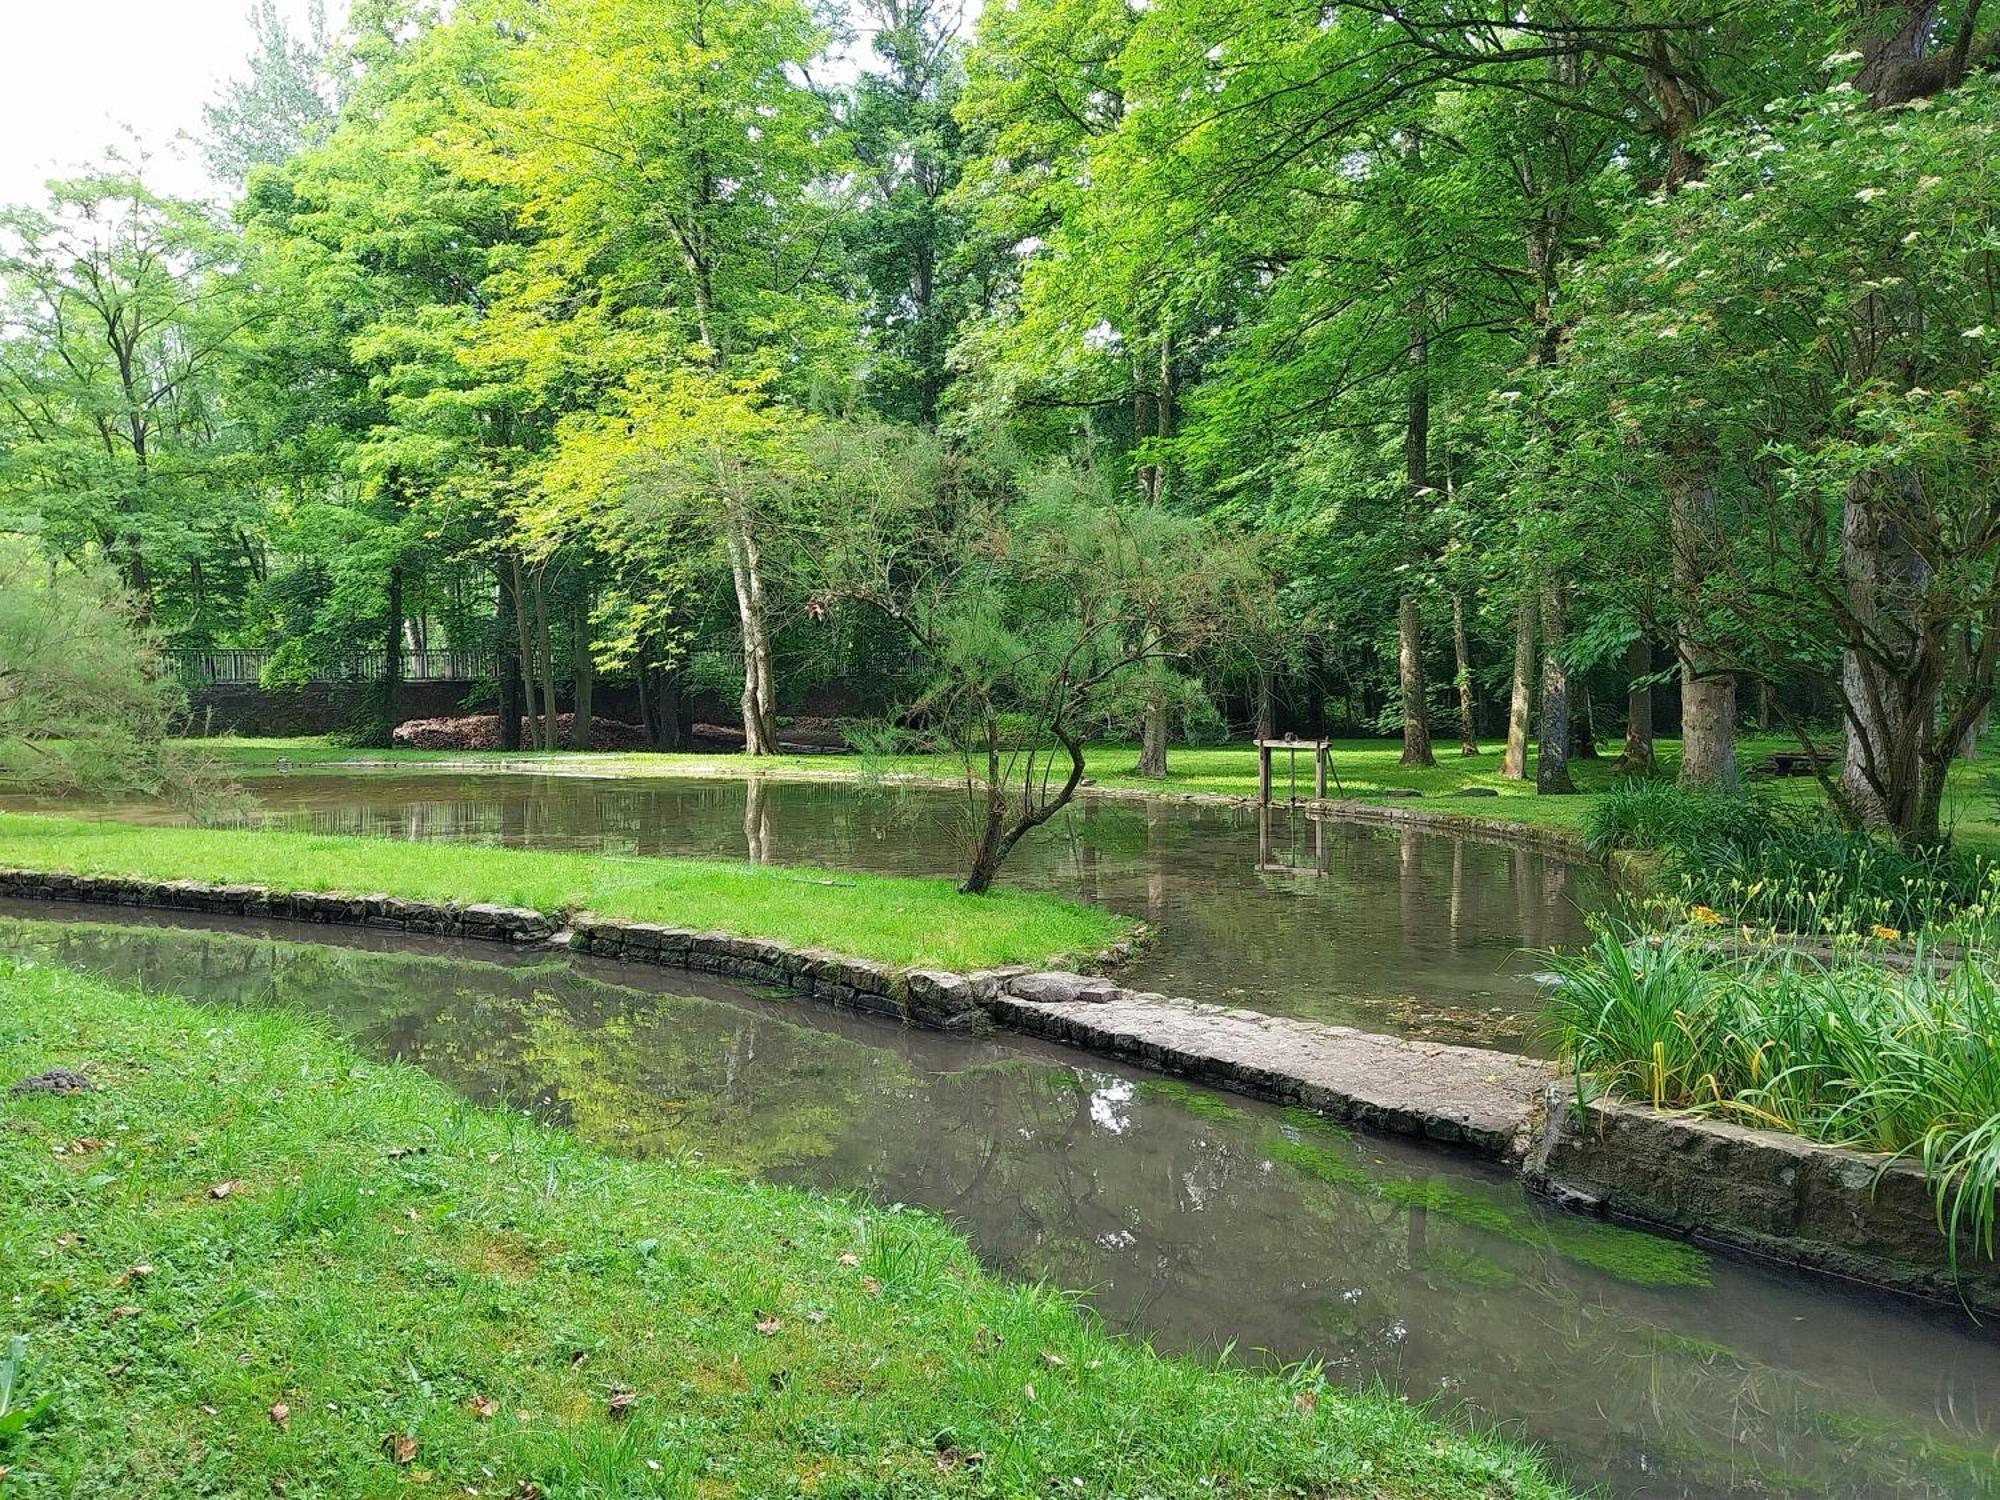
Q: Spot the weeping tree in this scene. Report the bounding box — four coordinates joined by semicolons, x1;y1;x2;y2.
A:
800;427;1255;893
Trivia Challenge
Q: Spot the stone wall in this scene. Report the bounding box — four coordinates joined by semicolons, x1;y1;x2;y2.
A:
183;681;487;738
0;869;552;943
1527;1088;2000;1316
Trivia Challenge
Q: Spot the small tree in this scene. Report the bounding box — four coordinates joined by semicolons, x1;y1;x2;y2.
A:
0;546;212;803
802;427;1250;893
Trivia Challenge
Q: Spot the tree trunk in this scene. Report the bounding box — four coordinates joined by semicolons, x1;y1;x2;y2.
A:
725;520;778;756
496;572;521;752
1571;683;1599;759
1670;476;1738;789
1399;308;1435;767
1451;591;1478;756
1838;472;1934;830
1613;636;1654;774
532;567;560;752
509;556;543;751
1536;584;1575;795
373;562;403;748
1501;600;1535;780
569;594;594;751
1138;691;1169;779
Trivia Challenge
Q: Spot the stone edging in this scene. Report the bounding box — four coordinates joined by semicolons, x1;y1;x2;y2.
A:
3;864;1987;1315
1526;1088;2000;1316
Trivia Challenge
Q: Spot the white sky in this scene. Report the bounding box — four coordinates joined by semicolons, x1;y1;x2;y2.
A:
0;0;342;208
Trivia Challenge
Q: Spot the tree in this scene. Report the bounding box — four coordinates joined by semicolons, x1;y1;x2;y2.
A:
0;174;255;637
802;427;1251;893
0;545;210;802
201;0;340;186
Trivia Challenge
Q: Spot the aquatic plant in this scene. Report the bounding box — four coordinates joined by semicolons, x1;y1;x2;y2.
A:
1547;927;2000;1268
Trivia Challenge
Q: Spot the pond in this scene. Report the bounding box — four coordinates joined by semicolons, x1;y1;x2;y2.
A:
5;769;1610;1046
5;900;1995;1500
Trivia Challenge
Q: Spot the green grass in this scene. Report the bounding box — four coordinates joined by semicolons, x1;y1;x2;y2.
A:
0;814;1130;973
1547;928;2000;1269
0;959;1572;1497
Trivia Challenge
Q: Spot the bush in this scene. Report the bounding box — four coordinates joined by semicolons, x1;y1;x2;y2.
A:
1547;927;2000;1268
1589;780;2000;939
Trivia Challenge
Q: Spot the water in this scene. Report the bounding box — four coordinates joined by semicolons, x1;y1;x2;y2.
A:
6;901;1995;1500
5;770;1609;1045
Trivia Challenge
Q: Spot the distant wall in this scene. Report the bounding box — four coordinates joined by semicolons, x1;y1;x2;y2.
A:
182;681;492;738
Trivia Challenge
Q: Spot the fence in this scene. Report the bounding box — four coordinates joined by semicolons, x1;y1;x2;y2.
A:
175;649;495;687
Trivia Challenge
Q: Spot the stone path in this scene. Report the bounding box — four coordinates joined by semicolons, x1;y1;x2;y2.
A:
988;980;1557;1158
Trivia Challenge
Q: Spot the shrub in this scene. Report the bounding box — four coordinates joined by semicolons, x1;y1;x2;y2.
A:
1588;781;2000;939
1547;927;2000;1268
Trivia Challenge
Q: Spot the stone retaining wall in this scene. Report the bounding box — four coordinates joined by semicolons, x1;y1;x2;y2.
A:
564;914;998;1030
1527;1088;2000;1316
0;868;553;943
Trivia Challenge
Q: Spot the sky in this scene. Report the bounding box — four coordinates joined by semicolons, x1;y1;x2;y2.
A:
0;0;340;208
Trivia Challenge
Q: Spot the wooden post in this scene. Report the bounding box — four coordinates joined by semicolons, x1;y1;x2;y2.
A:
1258;743;1273;806
1314;743;1328;802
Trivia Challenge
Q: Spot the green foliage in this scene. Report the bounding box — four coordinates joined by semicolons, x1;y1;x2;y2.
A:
1547;928;2000;1269
1590;780;2000;938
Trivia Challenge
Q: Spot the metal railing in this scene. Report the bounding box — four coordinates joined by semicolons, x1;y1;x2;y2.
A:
175;649;495;686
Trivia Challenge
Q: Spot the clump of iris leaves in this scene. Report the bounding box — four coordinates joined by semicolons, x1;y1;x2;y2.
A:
1554;781;2000;1272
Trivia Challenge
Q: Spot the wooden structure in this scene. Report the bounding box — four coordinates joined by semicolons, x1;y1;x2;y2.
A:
1256;736;1335;805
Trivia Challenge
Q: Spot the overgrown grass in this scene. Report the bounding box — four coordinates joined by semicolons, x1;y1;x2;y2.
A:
1546;928;2000;1268
1587;780;2000;941
0;814;1131;972
0;959;1571;1497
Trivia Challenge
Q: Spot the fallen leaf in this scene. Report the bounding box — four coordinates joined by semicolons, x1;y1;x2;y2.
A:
384;1433;418;1465
467;1395;498;1420
754;1316;782;1337
269;1402;291;1430
110;1305;141;1320
860;1277;882;1296
1293;1386;1319;1415
836;1253;860;1268
607;1391;637;1421
1040;1351;1066;1368
1023;1382;1037;1403
106;1360;131;1378
568;1350;588;1368
209;1180;242;1200
514;1410;533;1424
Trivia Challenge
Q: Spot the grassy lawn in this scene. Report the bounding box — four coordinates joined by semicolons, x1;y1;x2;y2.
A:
0;815;1130;972
0;959;1570;1498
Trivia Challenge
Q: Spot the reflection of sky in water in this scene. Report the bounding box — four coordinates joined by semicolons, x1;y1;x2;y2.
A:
1088;1080;1134;1132
0;771;1615;1046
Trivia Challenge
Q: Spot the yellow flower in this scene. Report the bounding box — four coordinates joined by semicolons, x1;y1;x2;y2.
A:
1688;905;1722;926
1870;924;1901;942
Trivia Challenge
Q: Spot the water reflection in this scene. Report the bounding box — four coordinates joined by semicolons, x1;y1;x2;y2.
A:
3;772;1611;1047
6;904;1995;1500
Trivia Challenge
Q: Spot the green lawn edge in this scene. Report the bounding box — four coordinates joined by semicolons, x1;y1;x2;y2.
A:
0;959;1572;1498
0;814;1129;973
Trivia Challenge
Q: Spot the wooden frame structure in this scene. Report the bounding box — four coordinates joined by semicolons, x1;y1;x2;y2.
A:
1256;736;1335;805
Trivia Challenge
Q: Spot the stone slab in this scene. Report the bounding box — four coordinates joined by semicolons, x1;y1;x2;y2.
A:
988;988;1555;1157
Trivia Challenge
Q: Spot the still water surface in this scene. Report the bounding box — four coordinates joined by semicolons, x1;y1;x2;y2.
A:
17;769;1611;1046
5;901;1995;1500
